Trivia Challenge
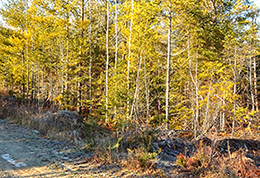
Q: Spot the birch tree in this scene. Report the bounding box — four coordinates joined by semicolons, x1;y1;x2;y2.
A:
105;0;109;122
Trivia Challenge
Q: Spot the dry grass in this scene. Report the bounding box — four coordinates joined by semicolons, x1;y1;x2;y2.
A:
1;91;260;177
0;100;34;125
0;96;88;143
175;143;260;177
82;128;164;176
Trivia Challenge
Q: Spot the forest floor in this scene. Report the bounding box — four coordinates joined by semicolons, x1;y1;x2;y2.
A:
2;114;260;177
0;118;144;178
2;96;260;178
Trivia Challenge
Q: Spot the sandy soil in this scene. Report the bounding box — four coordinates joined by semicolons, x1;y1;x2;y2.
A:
0;119;81;177
1;115;260;178
0;119;150;178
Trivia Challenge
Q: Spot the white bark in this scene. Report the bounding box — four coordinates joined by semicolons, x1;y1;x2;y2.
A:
114;0;118;119
166;11;171;129
144;57;149;127
105;0;109;122
60;38;65;97
129;55;142;125
253;55;258;111
26;0;29;102
253;13;258;111
188;37;199;138
232;48;237;138
22;48;25;97
89;0;92;101
203;81;212;133
41;69;44;104
127;0;133;128
250;56;254;112
31;70;34;101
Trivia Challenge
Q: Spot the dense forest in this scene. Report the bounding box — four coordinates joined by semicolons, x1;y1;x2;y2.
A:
0;0;259;136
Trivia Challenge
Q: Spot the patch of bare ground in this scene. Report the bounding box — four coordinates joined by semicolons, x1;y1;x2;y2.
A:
2;115;260;177
2;97;260;177
0;115;167;177
0;119;137;177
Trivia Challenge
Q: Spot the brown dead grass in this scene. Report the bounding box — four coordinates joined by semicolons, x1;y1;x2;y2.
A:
2;93;260;177
0;96;87;143
175;141;260;178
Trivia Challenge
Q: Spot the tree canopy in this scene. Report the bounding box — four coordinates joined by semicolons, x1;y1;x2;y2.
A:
0;0;259;135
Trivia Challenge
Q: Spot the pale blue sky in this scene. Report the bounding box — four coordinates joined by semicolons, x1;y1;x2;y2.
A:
254;0;260;7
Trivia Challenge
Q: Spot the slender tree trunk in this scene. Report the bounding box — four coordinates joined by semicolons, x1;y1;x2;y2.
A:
166;11;171;129
26;40;29;101
127;0;133;121
253;13;258;112
188;40;199;138
41;70;44;104
37;72;40;109
89;0;92;102
31;70;34;102
253;56;258;111
195;62;199;136
232;48;237;138
78;0;85;113
22;49;25;98
50;72;53;104
26;0;29;102
203;81;212;133
130;55;142;126
144;57;149;127
114;0;118;120
246;59;250;109
105;0;109;123
250;56;254;112
220;101;225;131
65;22;69;108
60;39;65;97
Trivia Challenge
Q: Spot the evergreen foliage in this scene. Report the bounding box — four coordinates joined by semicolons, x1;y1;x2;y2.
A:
0;0;259;134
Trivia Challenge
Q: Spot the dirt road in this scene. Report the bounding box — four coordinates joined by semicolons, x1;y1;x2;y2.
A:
2;115;260;178
0;118;97;178
0;119;137;178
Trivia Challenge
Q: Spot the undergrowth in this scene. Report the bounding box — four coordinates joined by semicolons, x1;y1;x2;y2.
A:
176;144;260;177
87;128;162;176
0;94;103;145
2;92;260;177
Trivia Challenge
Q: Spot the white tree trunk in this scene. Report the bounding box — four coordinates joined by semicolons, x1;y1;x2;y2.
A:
253;13;258;112
203;81;212;133
105;0;109;123
253;55;258;111
129;55;142;126
114;0;118;119
26;0;29;102
144;57;149;127
89;0;92;101
232;48;237;138
188;37;199;138
166;11;171;129
250;56;254;112
127;0;133;128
